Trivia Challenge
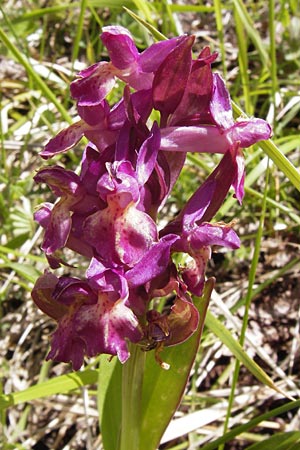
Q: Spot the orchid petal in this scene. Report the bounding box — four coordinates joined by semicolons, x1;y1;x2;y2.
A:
77;102;108;126
31;272;67;320
153;35;194;117
40;198;73;254
226;118;272;148
181;247;211;296
83;200;157;266
33;271;142;369
126;234;179;288
34;166;83;199
160;125;230;154
136;122;160;186
41;121;86;159
210;73;234;128
188;223;240;249
232;149;245;204
101;25;139;70
164;296;199;346
70;62;115;106
170;47;216;125
139;36;183;72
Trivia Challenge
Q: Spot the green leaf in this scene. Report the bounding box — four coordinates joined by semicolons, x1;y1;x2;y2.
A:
0;369;98;411
201;400;300;450
97;279;214;450
1;262;41;283
131;0;155;25
232;0;270;69
0;24;71;123
123;6;167;41
205;310;292;399
98;356;122;450
140;278;214;450
247;431;300;450
258;139;300;192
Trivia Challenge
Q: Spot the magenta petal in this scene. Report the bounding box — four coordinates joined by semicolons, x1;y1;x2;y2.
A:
232;149;245;204
84;203;157;266
170;47;216;125
74;293;142;364
31;272;67;321
34;167;84;254
227;118;272;148
48;284;141;368
139;36;182;72
189;223;240;249
210;73;234;128
136;122;160;185
181;180;216;229
33;166;83;198
160;126;230;154
41;199;73;254
34;203;52;228
181;247;211;296
86;258;128;300
47;317;86;370
165;296;199;346
41;121;85;159
197;46;218;64
198;146;240;222
101;25;139;70
35;272;142;369
77;102;108;126
153;35;194;116
70;62;115;106
125;234;179;288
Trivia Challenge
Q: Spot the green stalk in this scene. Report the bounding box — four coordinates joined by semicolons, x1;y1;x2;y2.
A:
119;343;146;450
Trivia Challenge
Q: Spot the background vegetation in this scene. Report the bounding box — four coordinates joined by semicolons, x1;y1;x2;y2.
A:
0;0;299;449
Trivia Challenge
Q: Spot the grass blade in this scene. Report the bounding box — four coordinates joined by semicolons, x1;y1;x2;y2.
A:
200;400;300;450
0;26;72;123
205;310;293;399
0;370;98;410
232;0;270;69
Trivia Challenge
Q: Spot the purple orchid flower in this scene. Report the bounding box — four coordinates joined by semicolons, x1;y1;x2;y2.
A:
32;26;272;369
159;71;271;202
160;147;241;296
41;88;153;159
70;26;183;107
31;265;142;370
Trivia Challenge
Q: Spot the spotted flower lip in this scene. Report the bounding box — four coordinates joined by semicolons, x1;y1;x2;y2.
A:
32;264;143;370
32;26;272;369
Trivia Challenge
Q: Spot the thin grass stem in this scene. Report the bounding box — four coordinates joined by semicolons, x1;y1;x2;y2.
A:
233;3;252;114
269;0;278;131
213;0;227;78
219;160;270;449
0;27;72;124
72;0;88;70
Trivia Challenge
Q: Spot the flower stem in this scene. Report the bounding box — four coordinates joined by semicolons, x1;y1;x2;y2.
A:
119;343;146;450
